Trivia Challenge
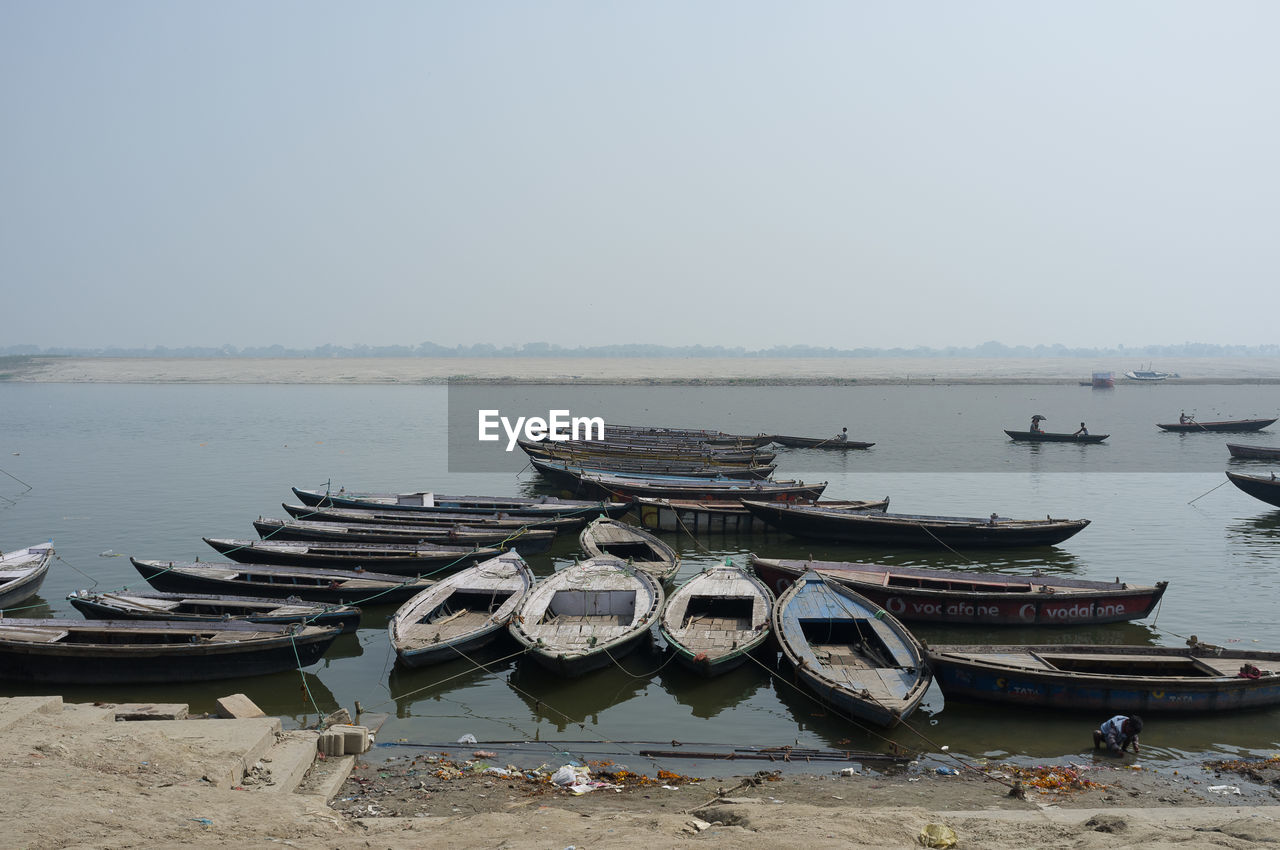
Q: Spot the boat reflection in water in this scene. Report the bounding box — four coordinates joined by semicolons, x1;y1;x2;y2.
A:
388;647;519;720
655;661;770;720
507;642;663;732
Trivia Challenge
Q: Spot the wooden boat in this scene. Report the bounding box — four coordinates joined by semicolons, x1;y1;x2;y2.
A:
0;618;340;684
1226;471;1280;508
1157;417;1277;433
1091;372;1115;389
748;556;1167;625
771;434;875;450
588;424;776;448
578;516;680;585
518;437;775;465
66;589;361;632
280;503;582;533
132;557;434;605
927;642;1280;713
1227;444;1280;461
0;543;54;610
389;551;534;668
633;497;889;534
1004;430;1109;443
292;487;630;519
773;571;929;727
658;562;773;675
741;501;1090;548
572;473;827;503
203;537;499;575
252;516;555;554
508;557;664;677
529;456;776;483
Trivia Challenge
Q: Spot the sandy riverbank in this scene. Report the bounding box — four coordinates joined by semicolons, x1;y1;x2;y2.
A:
3;696;1278;849
5;356;1280;385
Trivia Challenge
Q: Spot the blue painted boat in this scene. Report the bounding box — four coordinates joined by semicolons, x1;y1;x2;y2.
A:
927;643;1280;713
772;570;930;727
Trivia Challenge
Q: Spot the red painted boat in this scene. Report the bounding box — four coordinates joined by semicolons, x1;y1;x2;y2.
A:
748;556;1168;626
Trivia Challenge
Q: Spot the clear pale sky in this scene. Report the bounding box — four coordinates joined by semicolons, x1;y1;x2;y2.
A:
3;2;1277;351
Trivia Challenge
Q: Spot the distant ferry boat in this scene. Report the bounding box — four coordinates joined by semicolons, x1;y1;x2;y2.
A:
1091;371;1115;388
1124;367;1176;382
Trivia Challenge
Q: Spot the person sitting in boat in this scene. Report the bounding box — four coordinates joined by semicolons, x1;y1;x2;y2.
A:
1030;415;1045;433
1073;422;1088;437
834;427;848;442
1179;411;1191;424
1093;714;1142;755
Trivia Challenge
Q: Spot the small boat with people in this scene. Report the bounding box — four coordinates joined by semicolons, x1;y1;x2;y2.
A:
508;557;664;677
771;431;875;450
0;543;55;610
1225;470;1280;508
1005;416;1108;443
131;558;435;605
202;537;499;575
388;551;534;668
1227;444;1280;460
741;501;1090;548
927;640;1280;713
659;561;773;676
1157;416;1277;433
66;588;362;632
0;618;340;684
632;496;889;534
772;571;930;727
748;556;1167;625
578;516;680;585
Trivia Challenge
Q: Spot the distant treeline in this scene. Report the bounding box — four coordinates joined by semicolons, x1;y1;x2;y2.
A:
3;342;1278;359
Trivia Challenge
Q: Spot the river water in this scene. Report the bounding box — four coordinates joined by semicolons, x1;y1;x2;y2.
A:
1;381;1278;771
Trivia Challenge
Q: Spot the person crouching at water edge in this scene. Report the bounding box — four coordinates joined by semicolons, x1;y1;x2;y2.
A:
1093;714;1142;755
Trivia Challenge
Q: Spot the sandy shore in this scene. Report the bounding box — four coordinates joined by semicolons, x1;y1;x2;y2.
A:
5;356;1280;385
4;696;1278;849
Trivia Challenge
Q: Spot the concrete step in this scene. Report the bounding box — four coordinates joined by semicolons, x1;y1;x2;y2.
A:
294;753;357;802
246;730;318;793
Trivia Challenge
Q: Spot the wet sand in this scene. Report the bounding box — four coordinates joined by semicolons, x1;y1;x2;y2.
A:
6;356;1280;384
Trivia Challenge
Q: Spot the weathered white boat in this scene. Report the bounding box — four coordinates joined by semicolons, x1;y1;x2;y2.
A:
659;562;773;676
389;552;534;667
0;543;54;610
509;557;663;677
578;516;680;585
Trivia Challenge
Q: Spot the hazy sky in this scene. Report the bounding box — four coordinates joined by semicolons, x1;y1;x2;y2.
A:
4;2;1277;351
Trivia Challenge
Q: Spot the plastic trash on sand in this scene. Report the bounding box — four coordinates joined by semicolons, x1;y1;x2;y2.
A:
918;823;958;848
552;764;591;787
1208;785;1242;795
456;733;478;745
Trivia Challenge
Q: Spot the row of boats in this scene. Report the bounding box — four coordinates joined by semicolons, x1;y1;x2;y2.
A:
1005;415;1278;443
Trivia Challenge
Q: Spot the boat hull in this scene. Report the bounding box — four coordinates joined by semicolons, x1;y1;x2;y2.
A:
771;435;875;449
1004;430;1109;443
749;557;1166;626
928;644;1280;714
0;545;54;610
1226;471;1280;508
1227;444;1280;460
1157;418;1277;433
132;558;433;605
634;498;889;534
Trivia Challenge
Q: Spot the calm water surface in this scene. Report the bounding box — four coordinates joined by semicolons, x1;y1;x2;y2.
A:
2;382;1278;772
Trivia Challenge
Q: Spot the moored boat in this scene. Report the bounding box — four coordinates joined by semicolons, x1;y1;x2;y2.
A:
741;501;1090;548
0;618;339;684
508;557;664;677
927;642;1280;713
578;516;680;585
1226;470;1280;508
529;456;776;483
659;561;773;676
1157;417;1277;433
572;473;827;503
389;551;534;667
292;487;630;519
131;557;434;605
66;588;362;632
633;496;889;534
1227;444;1280;461
1004;429;1109;443
252;516;555;554
748;556;1167;625
0;543;55;610
203;537;498;575
772;571;929;727
1125;367;1175;382
280;503;582;533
